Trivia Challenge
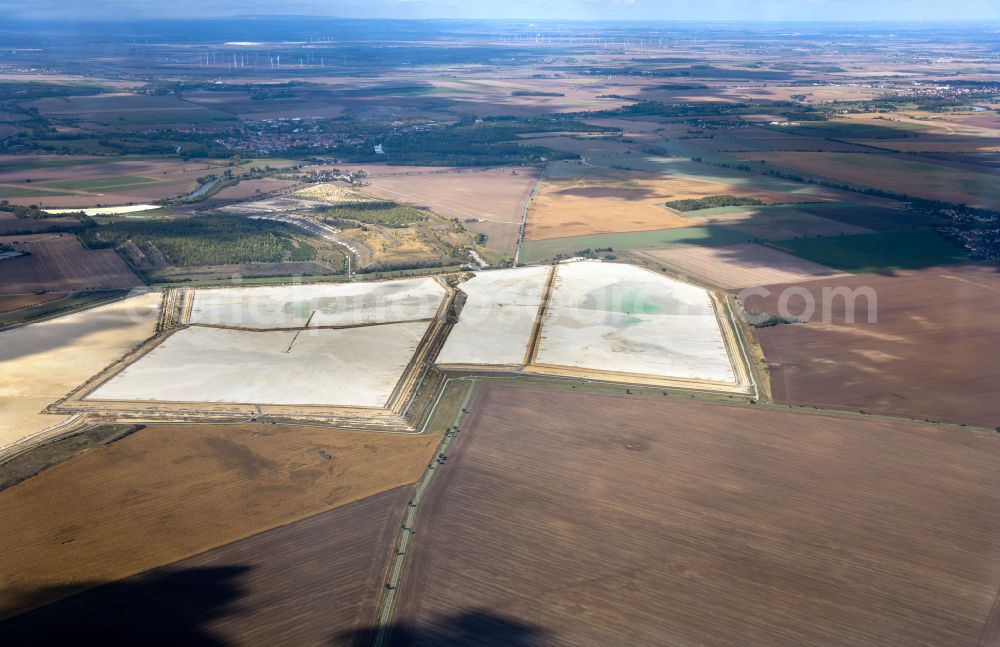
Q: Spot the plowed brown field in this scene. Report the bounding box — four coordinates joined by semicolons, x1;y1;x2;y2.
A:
636;243;849;289
0;212;80;234
0;487;410;645
742;264;1000;427
0;234;139;294
394;382;1000;647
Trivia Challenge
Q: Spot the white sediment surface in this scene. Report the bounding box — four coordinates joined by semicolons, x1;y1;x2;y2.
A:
188;277;446;329
73;263;737;415
44;204;160;216
435;266;550;366
535;261;736;383
0;292;160;448
87;321;430;407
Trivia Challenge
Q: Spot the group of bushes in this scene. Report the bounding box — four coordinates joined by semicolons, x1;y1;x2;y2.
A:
511;90;565;97
664;195;764;212
1;201;58;219
320;201;430;228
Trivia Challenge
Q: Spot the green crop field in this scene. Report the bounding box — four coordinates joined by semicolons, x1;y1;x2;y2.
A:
29;139;120;155
0;155;166;174
766;229;968;273
679;201;841;218
42;176;166;191
520;225;752;262
754;151;1000;210
0;187;73;198
779;120;931;140
93;109;234;126
675;201;937;238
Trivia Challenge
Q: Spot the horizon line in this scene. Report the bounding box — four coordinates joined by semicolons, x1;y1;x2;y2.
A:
5;16;1000;24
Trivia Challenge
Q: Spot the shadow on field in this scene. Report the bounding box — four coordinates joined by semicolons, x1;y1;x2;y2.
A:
0;302;150;363
0;565;250;645
335;609;549;647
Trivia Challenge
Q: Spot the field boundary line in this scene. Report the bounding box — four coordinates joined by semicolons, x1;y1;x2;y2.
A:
977;585;1000;646
0;414;89;463
513;163;547;266
723;293;760;402
372;378;476;647
522;264;557;365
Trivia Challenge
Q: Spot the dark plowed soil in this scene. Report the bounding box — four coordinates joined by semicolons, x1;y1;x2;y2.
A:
0;487;410;645
742;264;1000;428
393;382;1000;647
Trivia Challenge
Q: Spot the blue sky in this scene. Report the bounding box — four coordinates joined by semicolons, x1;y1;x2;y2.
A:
4;0;1000;21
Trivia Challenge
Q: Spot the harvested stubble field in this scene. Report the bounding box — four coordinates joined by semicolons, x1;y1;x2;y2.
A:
774;118;935;141
0;234;140;294
832;112;1000;143
0;155;187;180
883;138;1000;154
0;487;410;645
395;382;1000;647
513;134;636;160
578;153;848;202
184;89;348;121
421;76;626;116
0;292;160;447
743;265;1000;428
639;84;885;107
350;165;539;254
525;168;817;241
0;423;438;619
202;177;298;203
0;212;80;234
635;243;849;289
0;156;224;208
854;136;1000;154
704;127;874;154
295;184;386;204
27;93;237;130
354;165;539;223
